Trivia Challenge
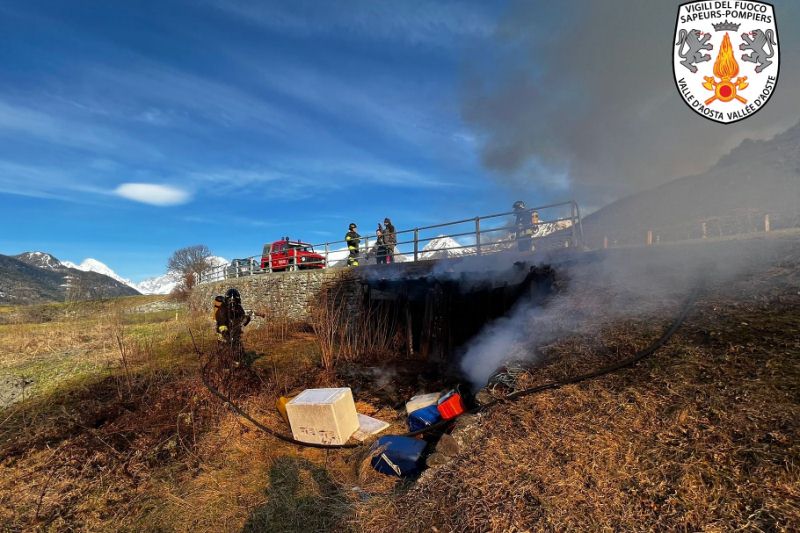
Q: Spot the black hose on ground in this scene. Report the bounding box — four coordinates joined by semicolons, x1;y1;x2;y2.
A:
485;286;699;407
191;330;361;449
195;288;698;449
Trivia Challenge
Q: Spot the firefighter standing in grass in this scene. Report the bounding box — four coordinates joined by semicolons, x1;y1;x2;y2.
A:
345;223;361;266
213;288;251;358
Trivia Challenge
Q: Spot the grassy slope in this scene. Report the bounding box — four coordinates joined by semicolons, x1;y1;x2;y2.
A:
0;251;799;531
359;256;800;531
0;296;176;401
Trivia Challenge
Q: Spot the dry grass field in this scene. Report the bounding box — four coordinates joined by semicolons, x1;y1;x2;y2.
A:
1;244;799;532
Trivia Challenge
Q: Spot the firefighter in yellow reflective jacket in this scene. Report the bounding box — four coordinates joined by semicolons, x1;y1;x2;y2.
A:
345;223;361;266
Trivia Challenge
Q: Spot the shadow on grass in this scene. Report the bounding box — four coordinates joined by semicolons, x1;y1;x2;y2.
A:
242;456;352;533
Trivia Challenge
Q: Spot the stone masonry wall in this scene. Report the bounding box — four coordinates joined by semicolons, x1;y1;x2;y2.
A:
189;268;364;321
188;254;542;321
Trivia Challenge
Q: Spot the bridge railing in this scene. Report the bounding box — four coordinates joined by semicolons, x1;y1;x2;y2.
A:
591;209;800;249
197;200;583;285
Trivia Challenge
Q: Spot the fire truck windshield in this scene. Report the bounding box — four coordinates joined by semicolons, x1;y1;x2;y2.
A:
288;242;313;253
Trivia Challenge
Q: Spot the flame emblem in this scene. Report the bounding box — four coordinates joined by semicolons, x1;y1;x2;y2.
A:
703;33;748;105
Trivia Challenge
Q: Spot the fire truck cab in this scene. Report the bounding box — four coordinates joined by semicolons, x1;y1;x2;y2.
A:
261;238;326;272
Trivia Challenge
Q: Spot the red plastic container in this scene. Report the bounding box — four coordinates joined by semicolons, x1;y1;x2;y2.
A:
436;392;465;420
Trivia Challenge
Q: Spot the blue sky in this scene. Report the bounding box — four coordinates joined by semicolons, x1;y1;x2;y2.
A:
0;0;523;281
6;1;794;282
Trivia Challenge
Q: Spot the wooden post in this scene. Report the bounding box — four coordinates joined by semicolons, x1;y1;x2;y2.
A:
570;202;577;248
405;301;414;357
475;217;482;255
413;228;419;261
603;236;608;249
764;214;771;232
646;230;653;246
701;222;707;239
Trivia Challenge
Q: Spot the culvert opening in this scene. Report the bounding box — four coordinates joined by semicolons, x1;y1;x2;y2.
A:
341;262;557;405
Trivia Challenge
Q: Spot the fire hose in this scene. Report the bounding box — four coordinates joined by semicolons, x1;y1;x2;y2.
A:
195;287;698;449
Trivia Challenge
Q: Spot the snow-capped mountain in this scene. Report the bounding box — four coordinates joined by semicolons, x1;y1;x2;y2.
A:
209;255;230;267
420;236;475;260
324;246;352;268
531;219;573;238
61;258;136;288
134;255;228;294
4;251;140;303
133;272;181;295
14;251;62;270
325;245;410;267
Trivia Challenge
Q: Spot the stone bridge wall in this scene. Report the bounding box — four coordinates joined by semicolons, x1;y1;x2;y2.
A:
189;267;363;320
188;254;554;321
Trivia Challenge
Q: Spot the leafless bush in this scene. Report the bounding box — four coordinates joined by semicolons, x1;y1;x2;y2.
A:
106;312;156;400
340;299;396;362
309;286;345;372
309;283;397;371
244;306;302;351
167;245;215;298
169;273;196;301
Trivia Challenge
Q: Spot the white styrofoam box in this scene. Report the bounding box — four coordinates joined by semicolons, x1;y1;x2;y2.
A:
286;388;360;445
405;392;442;414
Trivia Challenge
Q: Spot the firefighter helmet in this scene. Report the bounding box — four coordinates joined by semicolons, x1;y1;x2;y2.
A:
225;288;241;302
512;200;526;210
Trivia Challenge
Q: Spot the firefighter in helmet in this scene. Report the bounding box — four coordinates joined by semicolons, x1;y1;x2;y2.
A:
513;200;534;252
345;223;361;266
213;288;251;357
383;217;397;263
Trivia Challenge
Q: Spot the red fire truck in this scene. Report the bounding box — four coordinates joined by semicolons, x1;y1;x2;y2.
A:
261;238;326;272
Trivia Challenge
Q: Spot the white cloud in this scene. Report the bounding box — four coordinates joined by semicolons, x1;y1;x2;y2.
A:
114;183;191;206
207;1;494;47
0;97;161;158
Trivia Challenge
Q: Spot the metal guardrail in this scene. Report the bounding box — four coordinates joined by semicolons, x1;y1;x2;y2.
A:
594;209;800;249
197;200;583;284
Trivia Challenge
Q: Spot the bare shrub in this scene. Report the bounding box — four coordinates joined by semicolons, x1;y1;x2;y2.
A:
309;285;344;372
169;273;196;301
167;245;214;298
309;283;397;371
244;306;302;352
106;311;156;400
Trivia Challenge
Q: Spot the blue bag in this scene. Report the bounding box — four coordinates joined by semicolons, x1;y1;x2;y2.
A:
370;436;427;477
407;404;442;432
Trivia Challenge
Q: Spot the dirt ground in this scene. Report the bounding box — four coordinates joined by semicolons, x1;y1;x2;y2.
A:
1;242;799;532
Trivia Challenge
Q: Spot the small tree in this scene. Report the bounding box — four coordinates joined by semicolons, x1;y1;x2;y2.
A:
167;245;213;298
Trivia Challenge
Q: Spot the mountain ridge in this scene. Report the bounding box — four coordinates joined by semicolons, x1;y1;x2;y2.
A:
582;121;800;245
2;252;140;305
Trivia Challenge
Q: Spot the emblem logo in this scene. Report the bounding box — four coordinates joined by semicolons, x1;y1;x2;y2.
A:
673;1;779;124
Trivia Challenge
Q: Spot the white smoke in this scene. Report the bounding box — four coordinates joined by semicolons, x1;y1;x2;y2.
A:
463;0;800;210
457;235;788;388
